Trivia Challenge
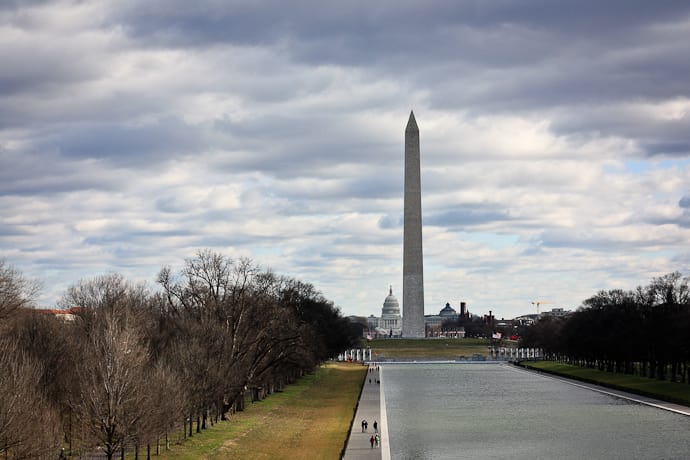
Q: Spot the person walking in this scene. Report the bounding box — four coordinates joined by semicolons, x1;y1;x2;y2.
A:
375;433;380;448
373;420;378;433
370;435;375;449
364;420;368;432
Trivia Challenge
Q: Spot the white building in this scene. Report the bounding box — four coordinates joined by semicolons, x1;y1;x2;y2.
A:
367;286;402;337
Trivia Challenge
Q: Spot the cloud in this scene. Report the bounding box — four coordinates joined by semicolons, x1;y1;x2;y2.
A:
46;117;207;164
680;195;690;208
426;206;512;228
2;0;690;319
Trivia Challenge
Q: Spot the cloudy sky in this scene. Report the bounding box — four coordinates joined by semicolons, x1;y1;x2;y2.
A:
2;0;690;320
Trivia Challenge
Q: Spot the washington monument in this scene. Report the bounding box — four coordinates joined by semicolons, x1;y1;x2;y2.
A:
402;111;425;338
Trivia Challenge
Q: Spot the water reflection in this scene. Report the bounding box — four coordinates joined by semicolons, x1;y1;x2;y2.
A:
383;364;690;460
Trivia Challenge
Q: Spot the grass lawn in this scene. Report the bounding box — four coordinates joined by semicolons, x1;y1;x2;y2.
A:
151;340;491;458
156;362;366;460
368;338;491;360
521;361;690;407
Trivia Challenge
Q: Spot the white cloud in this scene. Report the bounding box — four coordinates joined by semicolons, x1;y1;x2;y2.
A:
1;0;690;320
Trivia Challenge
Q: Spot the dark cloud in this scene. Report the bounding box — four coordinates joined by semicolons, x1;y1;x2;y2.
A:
45;117;206;165
266;173;401;204
112;1;690;56
537;230;609;250
551;108;690;158
536;228;681;251
83;229;192;246
105;0;690;124
378;214;402;230
0;0;52;11
680;195;690;209
318;250;384;262
210;114;400;180
644;141;690;157
2;0;690;318
155;196;188;214
0;223;30;237
425;206;512;228
0;149;121;196
0;46;102;97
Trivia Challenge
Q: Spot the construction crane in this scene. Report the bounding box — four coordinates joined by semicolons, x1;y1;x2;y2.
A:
531;301;553;314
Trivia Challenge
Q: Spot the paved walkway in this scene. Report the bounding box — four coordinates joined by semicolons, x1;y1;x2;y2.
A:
342;365;391;460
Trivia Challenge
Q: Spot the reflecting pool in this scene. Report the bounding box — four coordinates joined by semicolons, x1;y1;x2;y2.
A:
383;363;690;459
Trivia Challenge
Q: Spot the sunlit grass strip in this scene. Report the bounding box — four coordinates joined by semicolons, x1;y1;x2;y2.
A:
157;362;366;460
521;361;690;407
369;338;491;359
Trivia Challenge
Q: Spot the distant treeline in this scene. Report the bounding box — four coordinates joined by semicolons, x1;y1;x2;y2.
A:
0;251;358;459
521;272;690;383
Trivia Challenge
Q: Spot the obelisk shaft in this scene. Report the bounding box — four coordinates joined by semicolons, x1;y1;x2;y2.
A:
402;111;425;338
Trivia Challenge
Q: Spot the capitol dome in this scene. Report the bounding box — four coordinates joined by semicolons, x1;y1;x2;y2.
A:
366;286;402;337
381;286;400;317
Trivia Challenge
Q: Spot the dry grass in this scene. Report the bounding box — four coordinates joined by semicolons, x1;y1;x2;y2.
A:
157;362;366;460
153;340;491;458
369;338;491;360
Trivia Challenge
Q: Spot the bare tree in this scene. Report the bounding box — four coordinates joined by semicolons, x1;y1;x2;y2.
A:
137;363;186;453
0;338;61;459
63;274;157;459
0;254;355;459
72;307;150;459
59;273;148;315
157;250;358;423
11;311;79;452
158;252;243;419
0;259;40;325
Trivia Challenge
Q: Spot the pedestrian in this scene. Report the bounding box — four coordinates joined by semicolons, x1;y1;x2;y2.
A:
364;420;368;432
375;433;380;447
373;420;378;433
370;435;375;448
361;419;366;432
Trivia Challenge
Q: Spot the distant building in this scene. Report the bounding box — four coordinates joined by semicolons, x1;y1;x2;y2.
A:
514;314;539;326
439;302;458;319
424;314;444;330
514;307;572;325
37;307;82;321
542;307;571;318
424;302;467;338
366;286;403;338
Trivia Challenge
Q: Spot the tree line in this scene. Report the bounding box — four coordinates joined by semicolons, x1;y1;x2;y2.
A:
0;251;357;459
521;272;690;383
